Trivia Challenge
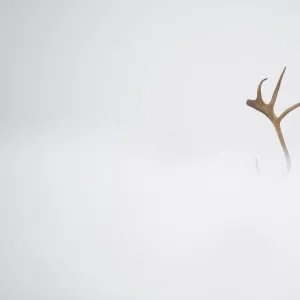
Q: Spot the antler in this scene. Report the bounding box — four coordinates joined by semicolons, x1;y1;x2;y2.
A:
246;67;300;175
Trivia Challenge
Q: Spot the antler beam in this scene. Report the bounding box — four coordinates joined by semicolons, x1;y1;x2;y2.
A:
246;67;300;175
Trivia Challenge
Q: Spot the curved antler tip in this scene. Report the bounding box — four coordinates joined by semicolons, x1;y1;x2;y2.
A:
258;78;268;87
260;78;268;84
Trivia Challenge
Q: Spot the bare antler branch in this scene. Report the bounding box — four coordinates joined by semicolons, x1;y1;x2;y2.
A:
270;67;286;108
246;67;299;175
278;102;300;122
257;78;268;101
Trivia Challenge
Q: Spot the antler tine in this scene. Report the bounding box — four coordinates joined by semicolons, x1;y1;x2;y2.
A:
278;102;300;123
257;78;268;101
270;67;286;108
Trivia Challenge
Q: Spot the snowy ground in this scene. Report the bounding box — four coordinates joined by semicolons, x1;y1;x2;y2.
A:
2;128;300;300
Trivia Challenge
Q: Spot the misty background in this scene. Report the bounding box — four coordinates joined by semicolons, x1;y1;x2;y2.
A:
1;1;300;299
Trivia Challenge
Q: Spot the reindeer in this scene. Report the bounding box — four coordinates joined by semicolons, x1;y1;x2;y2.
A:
246;67;300;175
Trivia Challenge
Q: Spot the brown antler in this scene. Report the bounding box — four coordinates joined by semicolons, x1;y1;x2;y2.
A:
246;67;300;175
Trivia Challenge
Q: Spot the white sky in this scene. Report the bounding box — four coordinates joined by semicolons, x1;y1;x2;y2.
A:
1;1;300;299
